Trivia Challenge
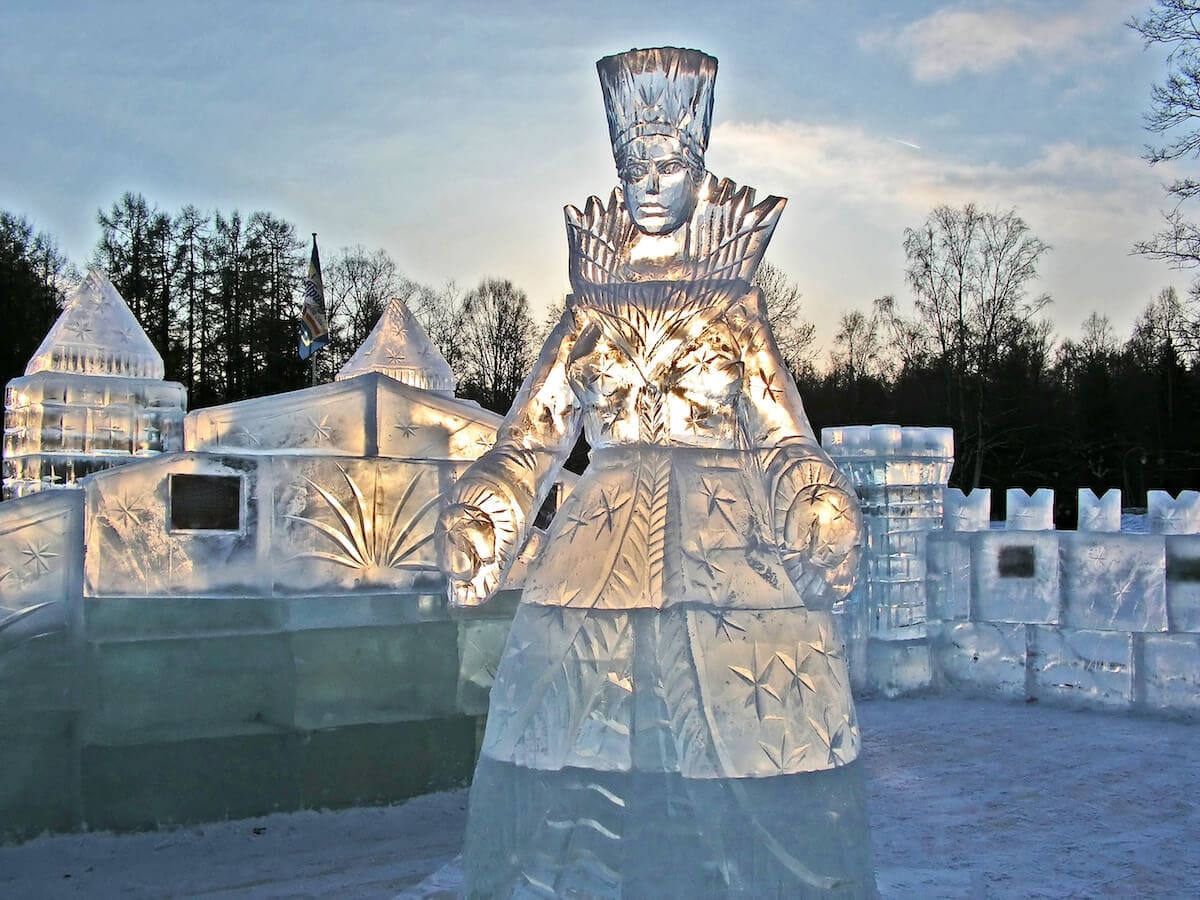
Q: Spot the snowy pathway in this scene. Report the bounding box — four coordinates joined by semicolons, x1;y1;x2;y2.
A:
2;697;1196;898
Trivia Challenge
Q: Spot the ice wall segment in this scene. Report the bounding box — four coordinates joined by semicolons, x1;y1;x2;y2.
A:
819;424;1200;716
3;271;185;499
0;368;569;842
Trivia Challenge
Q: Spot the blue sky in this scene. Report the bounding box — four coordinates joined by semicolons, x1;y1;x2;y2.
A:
0;0;1188;355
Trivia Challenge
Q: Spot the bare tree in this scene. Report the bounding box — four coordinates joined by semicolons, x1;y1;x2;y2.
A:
323;245;409;373
459;277;537;412
753;261;817;375
409;279;469;382
899;203;1052;487
831;309;881;385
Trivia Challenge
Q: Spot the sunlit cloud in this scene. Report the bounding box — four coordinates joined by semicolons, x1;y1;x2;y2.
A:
861;0;1144;83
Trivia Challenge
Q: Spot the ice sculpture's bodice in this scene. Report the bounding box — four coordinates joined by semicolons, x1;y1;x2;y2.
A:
568;282;746;449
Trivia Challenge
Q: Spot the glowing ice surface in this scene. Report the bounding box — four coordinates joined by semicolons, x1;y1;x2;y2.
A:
3;271;185;498
437;47;875;897
335;297;456;394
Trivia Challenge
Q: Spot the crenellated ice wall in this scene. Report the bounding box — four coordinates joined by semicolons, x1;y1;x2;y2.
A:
821;424;1200;716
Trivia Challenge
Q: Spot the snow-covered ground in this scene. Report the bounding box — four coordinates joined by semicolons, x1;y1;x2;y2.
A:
2;697;1197;899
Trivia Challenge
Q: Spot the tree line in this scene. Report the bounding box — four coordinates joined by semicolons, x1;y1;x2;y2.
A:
2;189;1199;515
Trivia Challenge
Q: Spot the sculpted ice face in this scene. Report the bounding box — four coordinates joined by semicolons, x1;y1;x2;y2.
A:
618;134;703;234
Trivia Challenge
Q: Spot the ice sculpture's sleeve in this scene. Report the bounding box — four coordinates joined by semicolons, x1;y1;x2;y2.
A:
439;309;583;605
734;287;862;607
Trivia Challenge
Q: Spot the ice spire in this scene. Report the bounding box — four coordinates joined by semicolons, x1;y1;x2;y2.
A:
335;297;456;394
25;270;164;380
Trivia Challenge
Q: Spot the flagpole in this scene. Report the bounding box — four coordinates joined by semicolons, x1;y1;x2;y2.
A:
311;232;318;387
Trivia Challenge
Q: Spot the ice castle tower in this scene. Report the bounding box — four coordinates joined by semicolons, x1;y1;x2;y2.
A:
2;270;186;498
335;297;456;395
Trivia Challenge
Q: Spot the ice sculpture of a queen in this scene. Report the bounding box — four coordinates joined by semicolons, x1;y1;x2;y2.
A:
439;47;876;897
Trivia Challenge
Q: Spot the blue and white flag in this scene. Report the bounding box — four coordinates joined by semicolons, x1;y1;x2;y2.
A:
299;233;329;360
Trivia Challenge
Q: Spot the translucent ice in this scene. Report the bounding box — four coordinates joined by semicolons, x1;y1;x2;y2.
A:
335;296;456;394
1006;488;1054;531
943;487;990;531
1148;490;1200;534
437;47;875;897
4;271;186;498
1078;488;1121;532
1060;533;1167;633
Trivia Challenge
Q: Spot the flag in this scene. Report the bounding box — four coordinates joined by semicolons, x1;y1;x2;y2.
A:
299;233;329;360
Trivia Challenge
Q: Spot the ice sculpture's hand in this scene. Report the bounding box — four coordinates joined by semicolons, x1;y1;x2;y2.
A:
438;502;502;607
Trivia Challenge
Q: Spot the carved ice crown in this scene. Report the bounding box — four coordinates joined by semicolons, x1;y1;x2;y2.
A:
597;47;717;165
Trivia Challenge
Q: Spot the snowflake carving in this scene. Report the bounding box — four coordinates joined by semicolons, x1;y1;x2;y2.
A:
64;319;94;341
591;488;629;532
21;541;59;576
759;729;812;771
756;370;782;402
385;349;406;366
683;531;728;582
393;420;418;438
109;493;149;528
306;415;334;444
728;643;783;722
699;477;737;527
557;509;590;542
712;607;745;641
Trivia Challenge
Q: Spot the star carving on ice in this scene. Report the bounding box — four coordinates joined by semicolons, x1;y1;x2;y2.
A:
807;707;854;767
759;729;812;771
385;350;407;366
557;509;590;543
774;644;819;698
110;493;149;528
64;319;94;341
756;370;782;403
21;541;59;576
393;420;418;438
681;404;707;436
699;477;737;527
1113;574;1137;606
682;531;728;582
728;643;784;723
474;434;495;452
712;607;746;641
230;425;261;447
306;415;334;443
591;488;629;532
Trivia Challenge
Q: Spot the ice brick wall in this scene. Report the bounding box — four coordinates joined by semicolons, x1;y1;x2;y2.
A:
926;488;1200;716
822;425;954;695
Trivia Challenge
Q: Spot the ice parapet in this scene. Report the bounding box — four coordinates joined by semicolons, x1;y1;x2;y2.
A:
439;47;875;897
1148;490;1200;534
1006;488;1053;530
943;487;991;531
1079;488;1121;532
335;297;456;394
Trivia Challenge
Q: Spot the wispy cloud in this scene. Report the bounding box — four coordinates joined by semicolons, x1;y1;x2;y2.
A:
861;0;1142;83
711;118;1164;240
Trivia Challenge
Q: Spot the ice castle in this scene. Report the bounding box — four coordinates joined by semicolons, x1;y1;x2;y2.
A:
3;271;187;498
0;282;569;840
0;277;1196;843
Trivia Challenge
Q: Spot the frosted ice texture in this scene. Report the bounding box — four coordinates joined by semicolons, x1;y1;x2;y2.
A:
971;531;1060;624
1060;533;1167;633
1078;488;1121;532
1006;488;1053;530
25;270;165;380
822;425;954;648
437;47;874;897
335;297;456;394
943;488;991;531
4;272;186;498
1148;490;1200;534
184;373;499;461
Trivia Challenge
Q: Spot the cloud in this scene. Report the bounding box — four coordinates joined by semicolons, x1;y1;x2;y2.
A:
861;0;1143;83
709;118;1165;241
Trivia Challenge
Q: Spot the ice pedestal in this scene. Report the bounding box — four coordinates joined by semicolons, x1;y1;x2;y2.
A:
464;756;874;899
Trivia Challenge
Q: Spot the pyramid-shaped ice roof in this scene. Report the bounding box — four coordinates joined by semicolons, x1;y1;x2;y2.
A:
336;297;456;394
26;270;164;379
